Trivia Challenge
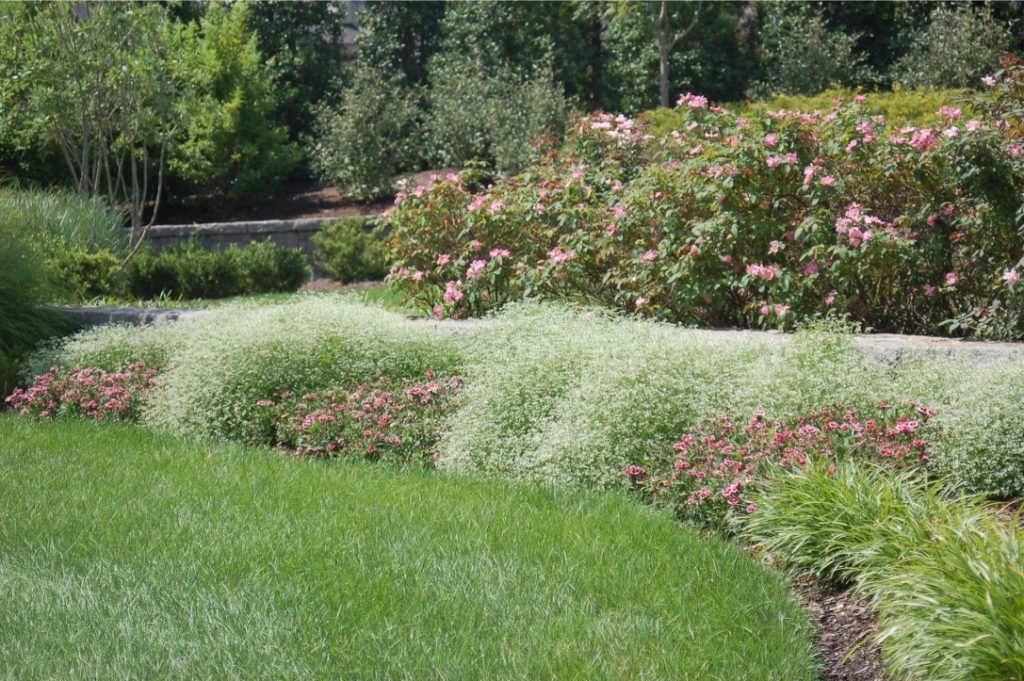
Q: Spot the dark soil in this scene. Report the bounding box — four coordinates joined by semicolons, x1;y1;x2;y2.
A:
151;181;391;225
297;279;379;293
793;576;887;681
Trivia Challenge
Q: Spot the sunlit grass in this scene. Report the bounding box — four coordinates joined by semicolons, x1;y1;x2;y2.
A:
0;416;817;680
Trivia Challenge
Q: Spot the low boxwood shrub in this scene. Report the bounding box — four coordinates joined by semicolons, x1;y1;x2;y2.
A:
48;247;122;300
124;239;309;300
741;462;1024;681
235;239;309;293
312;217;388;283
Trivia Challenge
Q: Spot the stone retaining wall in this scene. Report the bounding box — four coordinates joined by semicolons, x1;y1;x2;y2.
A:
146;218;329;254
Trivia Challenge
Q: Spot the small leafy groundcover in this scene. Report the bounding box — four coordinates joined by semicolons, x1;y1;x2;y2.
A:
254;371;463;465
626;402;935;528
5;362;159;422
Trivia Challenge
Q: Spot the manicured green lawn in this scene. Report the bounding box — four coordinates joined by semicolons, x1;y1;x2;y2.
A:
0;417;817;680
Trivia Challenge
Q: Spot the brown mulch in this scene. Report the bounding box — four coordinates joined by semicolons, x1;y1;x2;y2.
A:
792;576;887;681
150;181;392;225
297;278;380;293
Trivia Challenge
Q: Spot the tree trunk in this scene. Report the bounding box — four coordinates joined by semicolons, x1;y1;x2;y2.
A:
657;1;671;108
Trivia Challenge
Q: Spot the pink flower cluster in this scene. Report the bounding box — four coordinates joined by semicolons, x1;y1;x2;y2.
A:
5;362;159;422
255;371;462;464
625;402;934;529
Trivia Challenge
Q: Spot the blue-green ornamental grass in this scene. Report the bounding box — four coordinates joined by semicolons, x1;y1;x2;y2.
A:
0;416;818;681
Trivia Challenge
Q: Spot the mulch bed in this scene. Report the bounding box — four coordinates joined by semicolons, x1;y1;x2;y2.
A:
150;181;391;225
792;576;887;681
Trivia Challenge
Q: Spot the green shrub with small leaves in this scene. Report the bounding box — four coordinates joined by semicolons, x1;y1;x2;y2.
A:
309;67;424;201
312;218;387;284
894;4;1012;90
124;239;308;301
48;248;122;301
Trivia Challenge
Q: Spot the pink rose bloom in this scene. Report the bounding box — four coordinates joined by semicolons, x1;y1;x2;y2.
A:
469;240;483;252
945;272;957;286
804;261;819;276
1003;269;1020;286
436;253;451;266
489;248;510;258
548;247;571;264
432;304;443;318
853;94;867;104
533;203;546;215
966;120;982;132
488;200;505;215
764;133;778;148
1009;145;1022;158
635;297;648;308
785;152;798;165
803;164;815;186
688;95;708;109
982;76;997;87
765;155;781;168
943;127;958;138
720;255;732;264
820;176;836;186
924;283;936;296
412;270;424;282
938;106;962;120
466;259;487;278
759;304;771;316
606;224;617;236
774;304;789;317
769;240;782;254
641;250;658;261
825;292;836;306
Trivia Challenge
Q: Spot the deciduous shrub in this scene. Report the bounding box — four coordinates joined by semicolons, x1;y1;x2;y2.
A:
742;462;1024;681
386;67;1024;339
309;67;424;201
425;55;567;175
626;402;934;529
312;217;388;283
255;371;462;464
894;3;1011;90
5;362;158;422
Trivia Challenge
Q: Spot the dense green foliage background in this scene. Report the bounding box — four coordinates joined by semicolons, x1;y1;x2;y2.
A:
1;1;1021;205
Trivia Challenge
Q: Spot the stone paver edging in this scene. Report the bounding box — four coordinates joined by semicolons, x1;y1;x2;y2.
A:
59;305;1024;361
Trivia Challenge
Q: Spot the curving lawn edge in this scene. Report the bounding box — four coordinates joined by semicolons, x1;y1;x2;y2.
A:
0;416;817;680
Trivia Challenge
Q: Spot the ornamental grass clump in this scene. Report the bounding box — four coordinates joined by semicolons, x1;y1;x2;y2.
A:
255;371;462;465
741;462;1024;681
5;362;158;422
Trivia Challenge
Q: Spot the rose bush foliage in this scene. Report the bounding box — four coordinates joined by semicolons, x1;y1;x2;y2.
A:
385;59;1024;338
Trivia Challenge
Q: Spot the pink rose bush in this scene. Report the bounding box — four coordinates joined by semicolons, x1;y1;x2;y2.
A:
625;402;935;529
5;362;159;422
385;60;1024;338
254;371;462;465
